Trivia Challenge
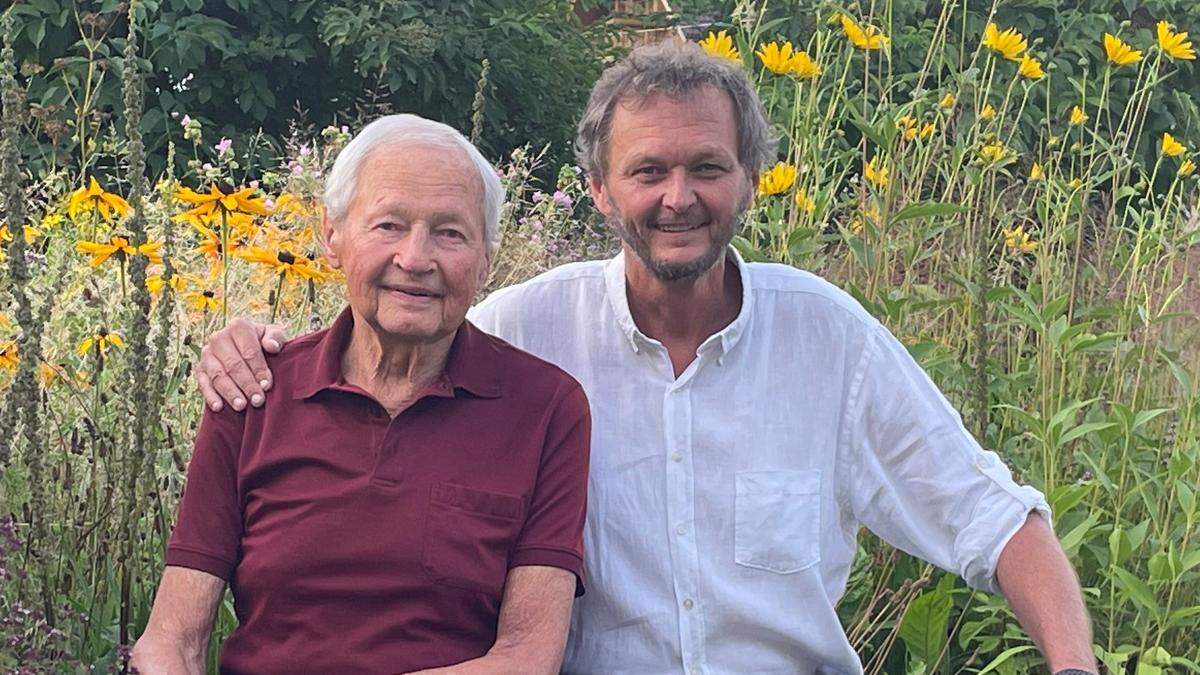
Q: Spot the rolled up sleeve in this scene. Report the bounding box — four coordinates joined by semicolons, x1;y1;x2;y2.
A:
847;326;1051;593
165;407;245;581
510;382;591;596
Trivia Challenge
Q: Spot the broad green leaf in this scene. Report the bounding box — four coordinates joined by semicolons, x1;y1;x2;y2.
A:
975;645;1036;674
1058;422;1118;447
898;589;952;662
1132;408;1172;431
891;201;967;223
1111;566;1161;617
1059;513;1100;557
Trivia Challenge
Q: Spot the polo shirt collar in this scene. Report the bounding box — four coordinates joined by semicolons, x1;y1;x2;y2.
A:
603;245;754;359
294;306;503;400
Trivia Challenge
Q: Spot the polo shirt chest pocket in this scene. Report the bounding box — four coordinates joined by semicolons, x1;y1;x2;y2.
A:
734;469;822;574
423;482;525;596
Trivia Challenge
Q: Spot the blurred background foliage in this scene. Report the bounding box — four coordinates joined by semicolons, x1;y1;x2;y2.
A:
4;0;618;179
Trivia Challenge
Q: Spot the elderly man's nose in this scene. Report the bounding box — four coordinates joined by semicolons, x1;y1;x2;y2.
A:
661;171;697;212
392;229;436;273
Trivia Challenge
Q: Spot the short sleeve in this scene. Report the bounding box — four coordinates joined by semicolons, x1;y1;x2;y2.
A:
847;326;1050;593
165;408;245;580
509;381;591;596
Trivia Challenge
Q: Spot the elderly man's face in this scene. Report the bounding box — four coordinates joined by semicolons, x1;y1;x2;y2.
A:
322;144;489;343
589;85;755;282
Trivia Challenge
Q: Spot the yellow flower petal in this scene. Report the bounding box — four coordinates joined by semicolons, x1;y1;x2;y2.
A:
1157;21;1196;61
1162;132;1186;157
698;31;741;63
1018;54;1045;80
1104;33;1142;66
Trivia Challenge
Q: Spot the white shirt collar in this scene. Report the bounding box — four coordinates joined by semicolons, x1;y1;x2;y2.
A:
602;245;754;359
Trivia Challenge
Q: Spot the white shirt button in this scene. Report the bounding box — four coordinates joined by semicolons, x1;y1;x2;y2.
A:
672;452;683;462
682;598;694;610
676;525;686;535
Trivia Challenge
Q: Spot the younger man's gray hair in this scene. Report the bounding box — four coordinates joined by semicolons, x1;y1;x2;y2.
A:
575;38;776;182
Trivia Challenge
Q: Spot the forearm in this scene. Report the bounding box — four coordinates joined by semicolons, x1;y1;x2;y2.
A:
407;648;556;675
996;512;1096;671
133;566;224;675
129;633;208;675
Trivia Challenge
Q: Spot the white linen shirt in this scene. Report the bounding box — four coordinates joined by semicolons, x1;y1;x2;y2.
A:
467;249;1050;675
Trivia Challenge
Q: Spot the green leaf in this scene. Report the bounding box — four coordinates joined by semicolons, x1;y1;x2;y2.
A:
1058;421;1117;447
898;589;952;662
891;201;967;223
848;109;889;149
976;645;1036;674
1059;513;1100;557
1111;566;1161;617
1132;408;1172;431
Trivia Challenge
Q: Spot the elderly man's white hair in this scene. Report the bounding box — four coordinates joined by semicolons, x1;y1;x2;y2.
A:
323;114;504;257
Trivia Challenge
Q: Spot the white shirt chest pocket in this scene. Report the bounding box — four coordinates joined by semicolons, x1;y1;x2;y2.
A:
734;469;822;574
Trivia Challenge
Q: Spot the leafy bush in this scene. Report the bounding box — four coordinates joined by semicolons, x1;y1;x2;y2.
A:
5;0;617;177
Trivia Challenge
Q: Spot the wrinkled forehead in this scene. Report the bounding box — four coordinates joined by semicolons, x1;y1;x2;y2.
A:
351;141;486;220
607;87;741;166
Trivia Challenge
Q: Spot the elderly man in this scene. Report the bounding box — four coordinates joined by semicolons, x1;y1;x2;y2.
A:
132;115;591;674
194;42;1098;674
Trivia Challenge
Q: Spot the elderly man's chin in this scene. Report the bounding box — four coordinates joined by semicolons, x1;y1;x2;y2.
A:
370;301;451;342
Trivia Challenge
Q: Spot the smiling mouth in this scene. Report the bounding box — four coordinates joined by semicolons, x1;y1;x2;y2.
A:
652;221;706;233
385;286;441;299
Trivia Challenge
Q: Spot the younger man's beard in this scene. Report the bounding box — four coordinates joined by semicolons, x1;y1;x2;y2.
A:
605;192;751;283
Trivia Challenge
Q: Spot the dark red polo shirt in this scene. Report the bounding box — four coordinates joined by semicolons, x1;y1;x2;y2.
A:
165;307;590;674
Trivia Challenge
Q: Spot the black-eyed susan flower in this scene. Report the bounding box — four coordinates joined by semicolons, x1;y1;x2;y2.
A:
175;184;272;220
272;192;315;221
864;157;890;188
78;330;125;357
68;177;131;224
0;223;41;245
146;270;186;295
238;245;333;283
1161;132;1187;157
1156;21;1195;61
699;31;741;63
1018;54;1045;80
840;15;888;51
76;235;163;267
982;23;1027;61
183;288;223;314
1069;106;1088;126
1104;33;1142;66
756;41;796;75
0;341;17;372
1002;225;1038;254
758;162;798;196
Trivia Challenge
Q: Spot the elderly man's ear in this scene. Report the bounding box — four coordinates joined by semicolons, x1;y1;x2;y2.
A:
321;210;343;270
